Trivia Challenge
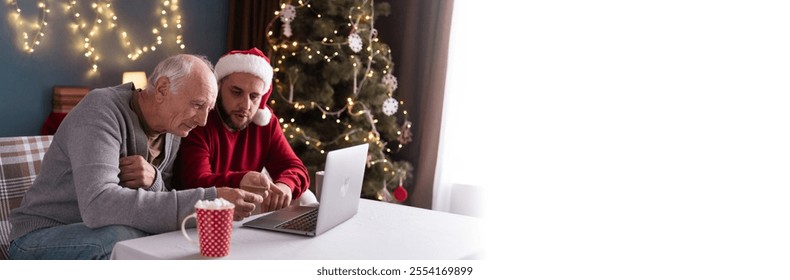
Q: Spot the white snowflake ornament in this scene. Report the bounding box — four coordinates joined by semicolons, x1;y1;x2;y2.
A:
382;73;398;92
280;5;296;37
382;97;399;116
348;33;363;53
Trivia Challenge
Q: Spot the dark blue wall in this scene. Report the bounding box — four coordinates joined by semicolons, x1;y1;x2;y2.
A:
0;0;228;137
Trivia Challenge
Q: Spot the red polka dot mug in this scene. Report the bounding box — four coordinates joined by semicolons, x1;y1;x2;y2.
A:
180;199;235;258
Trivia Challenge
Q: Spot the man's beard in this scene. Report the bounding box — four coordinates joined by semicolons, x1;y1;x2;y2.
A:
217;95;250;131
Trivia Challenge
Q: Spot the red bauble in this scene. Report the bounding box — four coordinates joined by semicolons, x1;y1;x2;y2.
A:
393;185;408;202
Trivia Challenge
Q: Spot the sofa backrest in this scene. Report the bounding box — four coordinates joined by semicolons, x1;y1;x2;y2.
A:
0;135;53;260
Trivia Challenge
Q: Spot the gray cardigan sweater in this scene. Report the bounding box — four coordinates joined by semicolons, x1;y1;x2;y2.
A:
9;83;217;241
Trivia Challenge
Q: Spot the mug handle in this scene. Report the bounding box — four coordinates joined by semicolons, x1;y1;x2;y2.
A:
181;213;199;245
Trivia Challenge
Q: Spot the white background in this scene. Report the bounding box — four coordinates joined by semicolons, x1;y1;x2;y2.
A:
443;0;790;279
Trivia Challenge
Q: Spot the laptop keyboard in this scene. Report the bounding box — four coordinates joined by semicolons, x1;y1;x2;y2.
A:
275;208;318;232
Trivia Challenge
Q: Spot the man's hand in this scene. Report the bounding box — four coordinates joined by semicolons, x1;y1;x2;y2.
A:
216;187;264;221
240;172;272;195
119;155;156;189
239;172;273;214
260;183;292;213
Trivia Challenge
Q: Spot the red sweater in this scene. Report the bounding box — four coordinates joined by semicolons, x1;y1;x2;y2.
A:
173;109;309;198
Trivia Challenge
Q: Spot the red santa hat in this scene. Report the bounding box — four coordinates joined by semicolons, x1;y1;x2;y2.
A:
215;47;274;126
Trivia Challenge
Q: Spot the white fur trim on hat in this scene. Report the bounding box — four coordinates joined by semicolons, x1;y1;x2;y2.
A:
252;107;272;126
215;53;273;93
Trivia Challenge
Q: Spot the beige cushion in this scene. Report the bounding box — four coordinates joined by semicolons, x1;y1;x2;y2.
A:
0;135;52;259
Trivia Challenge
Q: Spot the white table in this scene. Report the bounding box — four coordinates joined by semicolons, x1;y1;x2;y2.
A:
111;199;482;260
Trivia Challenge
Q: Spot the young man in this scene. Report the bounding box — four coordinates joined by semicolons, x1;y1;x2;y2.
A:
8;54;265;260
174;48;309;213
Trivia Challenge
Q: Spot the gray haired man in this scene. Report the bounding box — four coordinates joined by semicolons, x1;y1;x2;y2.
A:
8;54;265;259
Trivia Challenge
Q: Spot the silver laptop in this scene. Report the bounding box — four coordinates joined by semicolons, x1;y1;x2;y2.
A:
242;143;368;236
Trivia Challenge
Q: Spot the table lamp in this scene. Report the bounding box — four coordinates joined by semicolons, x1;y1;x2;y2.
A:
122;71;148;89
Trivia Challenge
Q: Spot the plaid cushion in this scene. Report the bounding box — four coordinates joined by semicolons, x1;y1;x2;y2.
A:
0;135;53;259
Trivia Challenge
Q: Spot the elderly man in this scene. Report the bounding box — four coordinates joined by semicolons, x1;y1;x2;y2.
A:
174;48;309;213
8;54;265;260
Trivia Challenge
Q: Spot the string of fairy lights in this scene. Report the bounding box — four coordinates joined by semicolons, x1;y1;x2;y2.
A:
265;0;412;196
7;0;49;54
5;0;184;72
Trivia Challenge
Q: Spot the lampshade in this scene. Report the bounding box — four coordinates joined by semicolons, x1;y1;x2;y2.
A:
122;71;148;89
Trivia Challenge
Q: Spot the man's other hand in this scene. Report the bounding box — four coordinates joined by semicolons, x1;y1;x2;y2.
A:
217;187;264;221
119;155;155;189
261;183;292;213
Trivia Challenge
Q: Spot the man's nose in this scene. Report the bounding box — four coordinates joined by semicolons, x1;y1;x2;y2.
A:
241;95;252;110
196;106;209;126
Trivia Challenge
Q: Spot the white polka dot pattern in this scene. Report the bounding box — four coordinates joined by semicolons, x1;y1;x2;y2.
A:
196;208;234;257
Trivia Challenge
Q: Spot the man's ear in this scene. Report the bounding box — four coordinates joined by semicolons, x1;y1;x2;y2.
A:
154;76;170;103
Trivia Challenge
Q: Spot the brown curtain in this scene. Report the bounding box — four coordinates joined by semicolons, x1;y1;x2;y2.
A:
226;0;280;52
376;0;453;210
225;0;455;210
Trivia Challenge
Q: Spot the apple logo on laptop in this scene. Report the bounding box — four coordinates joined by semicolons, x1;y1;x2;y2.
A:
340;177;350;197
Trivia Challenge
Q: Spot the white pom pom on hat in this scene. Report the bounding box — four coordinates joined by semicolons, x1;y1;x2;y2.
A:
215;47;274;126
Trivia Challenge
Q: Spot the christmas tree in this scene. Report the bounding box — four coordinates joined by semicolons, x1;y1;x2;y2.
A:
265;0;414;203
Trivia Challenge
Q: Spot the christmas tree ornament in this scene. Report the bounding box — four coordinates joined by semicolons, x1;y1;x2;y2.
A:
382;97;399;116
348;32;363;53
393;185;407;202
397;120;413;145
377;180;394;202
393;176;408;202
280;4;296;37
382;73;398;92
